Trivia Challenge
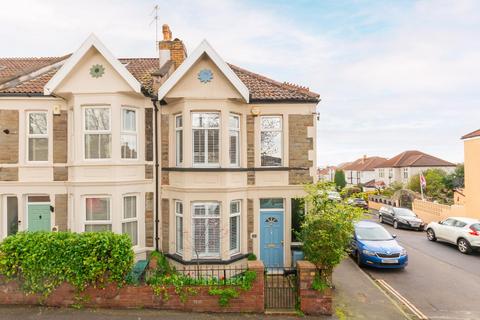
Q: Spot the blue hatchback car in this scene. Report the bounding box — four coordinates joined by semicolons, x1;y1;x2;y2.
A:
351;221;408;269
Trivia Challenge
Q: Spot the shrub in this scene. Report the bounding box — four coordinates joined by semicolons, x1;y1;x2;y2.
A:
0;231;134;295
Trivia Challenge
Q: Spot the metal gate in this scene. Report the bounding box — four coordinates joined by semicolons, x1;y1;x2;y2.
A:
264;267;297;310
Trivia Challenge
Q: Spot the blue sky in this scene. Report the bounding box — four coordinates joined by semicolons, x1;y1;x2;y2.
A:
1;0;478;166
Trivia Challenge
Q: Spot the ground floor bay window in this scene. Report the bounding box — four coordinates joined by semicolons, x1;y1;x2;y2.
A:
192;202;220;259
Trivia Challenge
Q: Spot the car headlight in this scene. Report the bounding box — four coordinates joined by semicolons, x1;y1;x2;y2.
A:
362;249;376;256
400;249;407;256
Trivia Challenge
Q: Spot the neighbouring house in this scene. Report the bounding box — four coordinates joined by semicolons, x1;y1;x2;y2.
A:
461;129;480;218
0;25;319;268
317;166;336;182
341;155;387;186
363;179;386;192
374;150;456;187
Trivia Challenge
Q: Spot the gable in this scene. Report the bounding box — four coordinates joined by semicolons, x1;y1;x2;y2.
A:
166;54;242;100
53;47;133;94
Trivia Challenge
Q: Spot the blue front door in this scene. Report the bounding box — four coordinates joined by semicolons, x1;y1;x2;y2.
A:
260;210;284;268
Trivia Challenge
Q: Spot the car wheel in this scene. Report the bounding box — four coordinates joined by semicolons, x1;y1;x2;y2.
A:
356;251;364;267
426;228;436;241
393;220;398;229
458;238;472;254
379;215;383;223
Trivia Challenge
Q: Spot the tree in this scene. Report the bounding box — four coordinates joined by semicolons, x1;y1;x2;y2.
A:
444;164;464;190
407;169;450;203
300;182;363;289
334;170;346;190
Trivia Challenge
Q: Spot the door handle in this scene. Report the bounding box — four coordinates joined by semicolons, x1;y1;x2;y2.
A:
281;240;284;246
39;215;42;219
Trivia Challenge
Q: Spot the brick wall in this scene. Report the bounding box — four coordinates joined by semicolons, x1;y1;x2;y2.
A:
54;194;68;231
161;199;169;252
53;111;67;163
246;115;255;185
0;262;265;313
0;168;18;181
288;115;314;185
297;260;333;315
145;192;154;247
145;164;153;179
0;110;19;164
53;167;68;181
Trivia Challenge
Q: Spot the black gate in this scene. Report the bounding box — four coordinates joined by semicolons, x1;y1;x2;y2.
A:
264;267;297;310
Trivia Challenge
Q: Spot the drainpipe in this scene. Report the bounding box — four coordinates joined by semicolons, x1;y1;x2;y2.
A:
152;98;160;252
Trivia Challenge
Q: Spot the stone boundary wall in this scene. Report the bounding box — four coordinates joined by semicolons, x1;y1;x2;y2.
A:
368;195;398;210
297;260;333;316
412;199;466;224
0;261;265;313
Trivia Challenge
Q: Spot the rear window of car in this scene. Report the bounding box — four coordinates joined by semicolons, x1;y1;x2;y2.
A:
471;224;480;231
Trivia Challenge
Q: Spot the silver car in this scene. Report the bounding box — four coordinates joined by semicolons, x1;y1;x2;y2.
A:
426;217;480;254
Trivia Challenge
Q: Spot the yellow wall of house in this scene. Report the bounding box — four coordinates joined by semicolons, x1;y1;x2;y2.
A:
464;137;480;218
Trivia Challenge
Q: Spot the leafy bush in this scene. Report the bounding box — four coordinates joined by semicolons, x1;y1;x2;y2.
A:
0;231;134;294
334;170;346;190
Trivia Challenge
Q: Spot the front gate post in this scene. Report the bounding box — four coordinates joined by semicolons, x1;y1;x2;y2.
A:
297;260;333;315
247;260;265;313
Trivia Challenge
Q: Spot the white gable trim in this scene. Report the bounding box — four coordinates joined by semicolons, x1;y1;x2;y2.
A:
44;34;141;95
157;39;249;103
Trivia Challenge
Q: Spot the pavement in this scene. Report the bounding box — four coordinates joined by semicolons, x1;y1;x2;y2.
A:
365;212;480;320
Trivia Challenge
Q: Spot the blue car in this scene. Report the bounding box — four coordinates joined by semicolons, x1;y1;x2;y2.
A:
351;221;408;269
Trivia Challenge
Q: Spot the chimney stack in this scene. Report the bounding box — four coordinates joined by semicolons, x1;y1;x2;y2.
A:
158;24;187;69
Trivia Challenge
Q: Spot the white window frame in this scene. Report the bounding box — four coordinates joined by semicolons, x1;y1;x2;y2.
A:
83;106;112;160
84;196;112;232
120;107;138;160
403;168;409;179
175;114;183;166
260;115;283;167
229;114;240;167
229;200;241;255
26;111;49;163
379;168;384;178
191;202;221;258
175;200;183;255
122;194;138;246
192;112;220;167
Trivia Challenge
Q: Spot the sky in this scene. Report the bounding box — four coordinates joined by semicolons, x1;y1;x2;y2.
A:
1;0;478;166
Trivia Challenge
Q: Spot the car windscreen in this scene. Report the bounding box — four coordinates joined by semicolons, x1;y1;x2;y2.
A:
393;208;416;217
471;223;480;231
356;226;393;241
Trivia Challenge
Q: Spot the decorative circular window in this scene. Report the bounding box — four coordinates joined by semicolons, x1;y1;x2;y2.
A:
197;69;213;83
90;64;105;78
265;217;279;225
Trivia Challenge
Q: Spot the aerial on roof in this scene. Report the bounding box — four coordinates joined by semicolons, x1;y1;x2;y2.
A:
0;54;319;102
343;156;387;172
375;150;455;168
461;129;480;140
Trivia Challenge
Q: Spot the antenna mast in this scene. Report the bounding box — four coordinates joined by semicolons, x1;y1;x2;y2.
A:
150;4;160;51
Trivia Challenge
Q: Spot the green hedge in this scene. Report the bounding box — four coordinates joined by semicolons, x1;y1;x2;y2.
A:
0;231;134;294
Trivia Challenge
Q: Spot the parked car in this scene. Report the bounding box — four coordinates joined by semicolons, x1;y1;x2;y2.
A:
351;221;408;269
426;217;480;254
378;206;425;231
348;198;368;209
327;191;341;202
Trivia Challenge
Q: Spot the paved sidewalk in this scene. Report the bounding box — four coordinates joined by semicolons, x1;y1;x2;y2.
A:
333;258;408;319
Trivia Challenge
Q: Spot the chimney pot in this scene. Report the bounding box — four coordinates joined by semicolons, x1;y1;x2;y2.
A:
162;24;172;41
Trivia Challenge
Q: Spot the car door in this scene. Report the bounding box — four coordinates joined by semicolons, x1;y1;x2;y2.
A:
452;220;468;243
386;208;395;224
437;218;456;242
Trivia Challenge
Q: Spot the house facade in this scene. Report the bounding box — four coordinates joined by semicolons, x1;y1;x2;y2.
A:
374;150;456;187
317;166;336;182
0;26;319;268
341;156;386;186
462;129;480;218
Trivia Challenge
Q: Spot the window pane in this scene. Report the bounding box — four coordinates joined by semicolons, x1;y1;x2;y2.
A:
192;113;219;128
194;205;206;216
29;113;47;134
229;115;239;129
121;134;137;159
122;221;138;245
85;134;111;159
193;129;205;163
261;116;281;130
28;138;48;161
193;218;206;254
86;198;110;220
176;130;183;165
123;196;137;219
230;201;240;214
229;130;239;165
230;215;239;252
85;224;112;232
260;198;284;209
261;131;282;166
122;109;136;131
176;115;183;128
7;196;18;236
207;129;219;163
176;216;183;253
207;203;220;215
207;218;220;254
85;108;110;130
176;201;183;214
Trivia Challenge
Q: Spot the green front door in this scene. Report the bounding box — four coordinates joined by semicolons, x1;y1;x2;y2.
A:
28;204;51;231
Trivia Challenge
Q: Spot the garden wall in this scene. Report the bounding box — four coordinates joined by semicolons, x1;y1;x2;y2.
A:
412;199;466;224
297;260;333;315
0;260;265;313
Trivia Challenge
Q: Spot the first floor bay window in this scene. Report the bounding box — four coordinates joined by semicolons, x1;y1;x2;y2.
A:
84;107;111;159
85;197;111;232
260;116;283;166
27;111;48;161
192;202;220;258
192;112;219;166
230;200;240;254
122;195;138;245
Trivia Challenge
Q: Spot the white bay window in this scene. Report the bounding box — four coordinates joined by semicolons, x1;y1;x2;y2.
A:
84;107;111;159
192;202;220;258
260;116;283;167
192;112;219;166
27;111;48;162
